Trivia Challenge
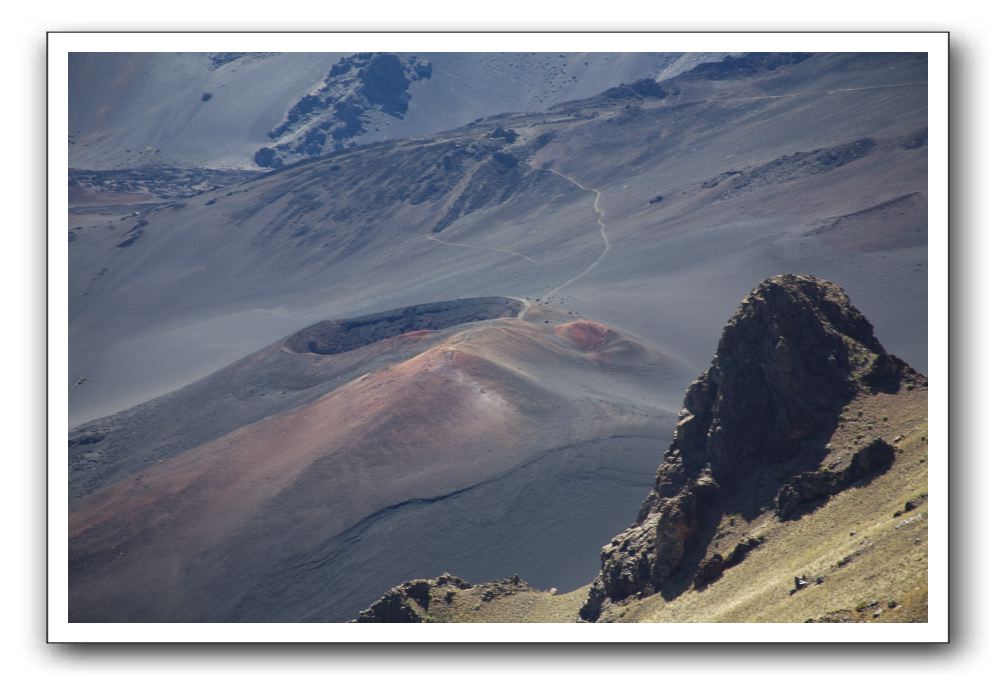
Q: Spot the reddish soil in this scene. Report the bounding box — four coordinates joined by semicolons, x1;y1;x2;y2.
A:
555;320;614;352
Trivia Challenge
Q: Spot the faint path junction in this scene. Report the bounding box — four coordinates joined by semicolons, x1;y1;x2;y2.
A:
425;233;540;265
539;167;611;303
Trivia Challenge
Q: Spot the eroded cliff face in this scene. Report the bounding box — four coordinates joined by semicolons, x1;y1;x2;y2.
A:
581;274;925;620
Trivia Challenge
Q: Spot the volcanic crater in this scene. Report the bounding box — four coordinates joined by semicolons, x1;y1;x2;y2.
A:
284;297;524;356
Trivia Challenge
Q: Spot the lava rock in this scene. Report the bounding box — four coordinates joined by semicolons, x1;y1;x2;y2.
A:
693;554;726;589
581;275;923;621
354;574;471;623
776;438;896;520
724;536;764;568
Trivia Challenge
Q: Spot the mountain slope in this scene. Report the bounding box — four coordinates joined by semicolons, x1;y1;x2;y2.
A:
69;52;685;170
68;52;928;427
68;298;684;621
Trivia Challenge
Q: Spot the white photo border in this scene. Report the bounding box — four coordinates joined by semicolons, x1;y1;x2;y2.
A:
48;31;949;643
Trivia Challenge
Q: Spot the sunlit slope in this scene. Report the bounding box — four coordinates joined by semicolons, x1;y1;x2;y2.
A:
362;390;928;624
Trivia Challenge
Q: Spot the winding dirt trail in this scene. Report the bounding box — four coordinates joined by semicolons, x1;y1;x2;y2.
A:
528;83;927;303
540;168;611;302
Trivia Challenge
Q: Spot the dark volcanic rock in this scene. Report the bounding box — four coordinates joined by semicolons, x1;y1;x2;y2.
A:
776;438;896;520
253;146;283;169
775;471;838;520
354;577;451;623
431;149;544;234
68;432;105;448
724;536;764;569
693;554;725;589
594;53;812;105
680;53;813;81
672;274;916;474
580;274;923;621
702;138;877;200
477;575;530;602
355;574;521;623
601;78;676;101
256;53;432;166
580;471;720;617
840;438;896;485
207;52;276;70
689;534;765;591
489;126;519;143
116;218;148;248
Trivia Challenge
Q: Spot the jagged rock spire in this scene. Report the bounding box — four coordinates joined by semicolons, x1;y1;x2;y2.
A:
581;274;924;620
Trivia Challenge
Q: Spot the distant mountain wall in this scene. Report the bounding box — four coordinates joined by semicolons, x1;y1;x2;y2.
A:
69;52;689;169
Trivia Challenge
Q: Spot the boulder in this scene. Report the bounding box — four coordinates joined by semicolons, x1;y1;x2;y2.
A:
693;554;725;589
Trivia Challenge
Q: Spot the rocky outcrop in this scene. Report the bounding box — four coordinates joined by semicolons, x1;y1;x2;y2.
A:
580;274;924;620
776;438;896;520
354;574;472;623
255;53;432;167
429;140;542;234
593;53;813;105
353;574;534;623
677;52;813;82
702;138;877;201
693;554;725;590
207;53;276;70
692;535;765;590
